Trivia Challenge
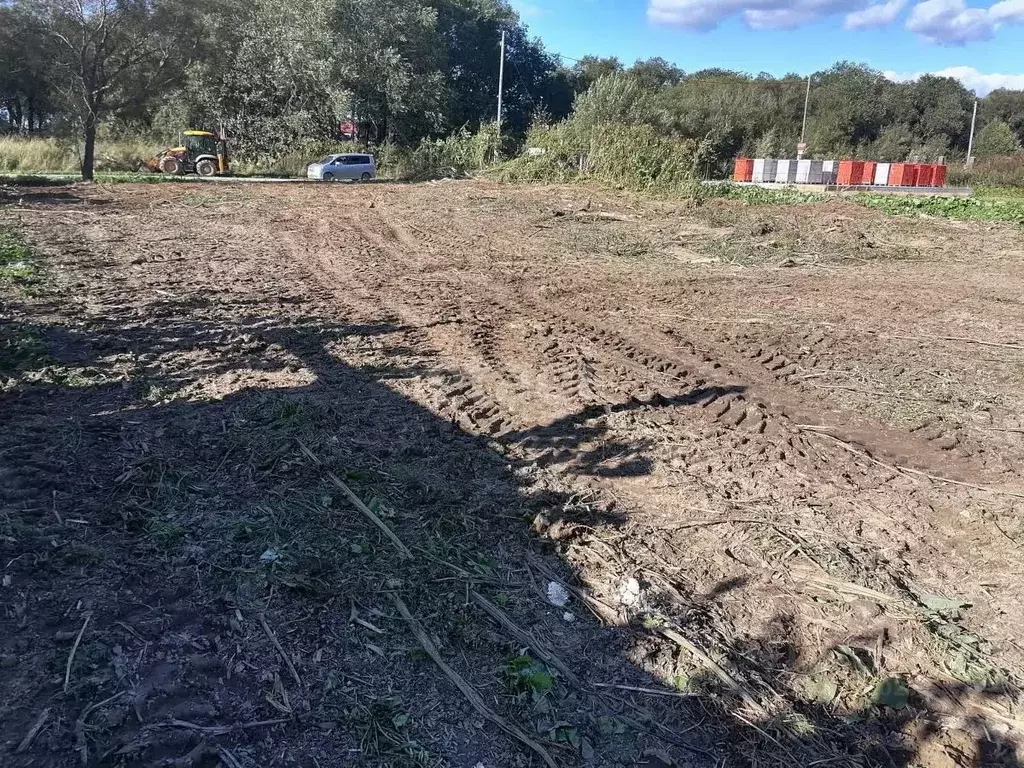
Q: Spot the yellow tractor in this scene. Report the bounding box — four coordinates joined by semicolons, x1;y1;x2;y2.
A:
149;130;229;176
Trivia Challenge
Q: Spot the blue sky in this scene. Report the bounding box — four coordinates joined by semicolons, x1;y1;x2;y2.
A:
510;0;1024;94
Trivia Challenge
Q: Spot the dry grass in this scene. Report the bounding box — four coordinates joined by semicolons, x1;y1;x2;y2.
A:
0;136;164;173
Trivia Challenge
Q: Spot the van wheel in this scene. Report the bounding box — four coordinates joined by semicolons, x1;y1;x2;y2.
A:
360;172;372;181
196;159;216;177
323;172;334;182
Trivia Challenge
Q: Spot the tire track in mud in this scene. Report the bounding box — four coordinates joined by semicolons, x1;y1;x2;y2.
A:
723;326;1004;471
283;199;1023;543
285;212;894;506
278;227;520;441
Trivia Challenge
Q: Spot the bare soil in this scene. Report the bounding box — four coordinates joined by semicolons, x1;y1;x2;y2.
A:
2;178;1023;768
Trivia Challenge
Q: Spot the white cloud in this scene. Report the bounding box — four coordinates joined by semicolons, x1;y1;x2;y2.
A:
885;65;1024;94
905;0;995;44
647;0;867;31
844;0;906;28
990;0;1024;21
648;0;1024;40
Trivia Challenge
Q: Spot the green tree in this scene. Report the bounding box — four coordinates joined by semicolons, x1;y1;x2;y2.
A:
869;124;914;161
37;0;194;179
182;0;341;156
627;57;683;91
569;56;622;94
975;120;1021;157
981;89;1024;144
0;2;58;132
754;128;782;157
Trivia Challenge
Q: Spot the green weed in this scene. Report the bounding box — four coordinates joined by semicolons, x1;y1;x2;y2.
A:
146;517;187;551
0;226;39;289
504;654;555;703
0;323;48;377
714;184;826;205
855;193;1024;223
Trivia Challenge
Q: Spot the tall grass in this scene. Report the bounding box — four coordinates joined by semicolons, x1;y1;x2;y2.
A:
0;132;502;181
0;136;158;173
948;155;1024;189
379;124;502;181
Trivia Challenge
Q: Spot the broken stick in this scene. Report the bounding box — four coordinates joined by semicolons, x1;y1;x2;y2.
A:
64;612;92;693
296;440;412;559
389;594;558;768
258;612;303;687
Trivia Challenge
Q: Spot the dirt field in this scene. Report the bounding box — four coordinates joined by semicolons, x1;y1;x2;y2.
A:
2;179;1023;768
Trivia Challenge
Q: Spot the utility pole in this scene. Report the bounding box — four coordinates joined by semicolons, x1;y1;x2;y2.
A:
966;99;978;167
496;30;506;145
797;74;811;159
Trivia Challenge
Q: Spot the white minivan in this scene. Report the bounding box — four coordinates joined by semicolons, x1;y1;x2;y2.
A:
307;153;376;181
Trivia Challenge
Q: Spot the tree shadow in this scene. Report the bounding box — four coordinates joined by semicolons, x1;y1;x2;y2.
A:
1;304;1020;768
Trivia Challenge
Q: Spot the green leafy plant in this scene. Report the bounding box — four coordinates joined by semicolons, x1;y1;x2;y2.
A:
855;193;1024;223
504;654;555;703
0;226;39;289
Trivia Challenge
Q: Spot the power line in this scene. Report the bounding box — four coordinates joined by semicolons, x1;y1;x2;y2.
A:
510;55;542;113
549;51;585;64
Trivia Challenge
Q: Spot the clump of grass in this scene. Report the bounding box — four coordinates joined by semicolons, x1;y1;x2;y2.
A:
0;136;79;172
0;323;48;379
0;225;39;289
0;136;156;173
145;516;187;552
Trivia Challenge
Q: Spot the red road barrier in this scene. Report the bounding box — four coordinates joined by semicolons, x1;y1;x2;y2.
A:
732;158;754;182
837;160;865;186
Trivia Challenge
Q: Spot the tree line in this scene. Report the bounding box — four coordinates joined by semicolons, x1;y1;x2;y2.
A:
2;0;1022;180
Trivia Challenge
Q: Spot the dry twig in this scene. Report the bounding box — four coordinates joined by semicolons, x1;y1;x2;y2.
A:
16;707;50;753
162;717;289;736
471;591;583;689
389;594;558;768
594;682;695;699
660;628;770;720
64;612;92;693
801;427;1024;499
296;440;412;559
258;612;303;687
883;333;1024;351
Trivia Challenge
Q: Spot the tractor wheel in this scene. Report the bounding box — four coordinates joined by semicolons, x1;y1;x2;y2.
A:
158;155;182;175
360;172;372;181
196;159;216;177
323;172;334;182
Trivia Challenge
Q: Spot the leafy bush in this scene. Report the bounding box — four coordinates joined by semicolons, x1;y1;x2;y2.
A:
495;121;699;193
855;193;1024;223
381;124;503;181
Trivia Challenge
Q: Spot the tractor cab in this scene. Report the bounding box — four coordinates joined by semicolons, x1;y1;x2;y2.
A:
151;130;229;177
